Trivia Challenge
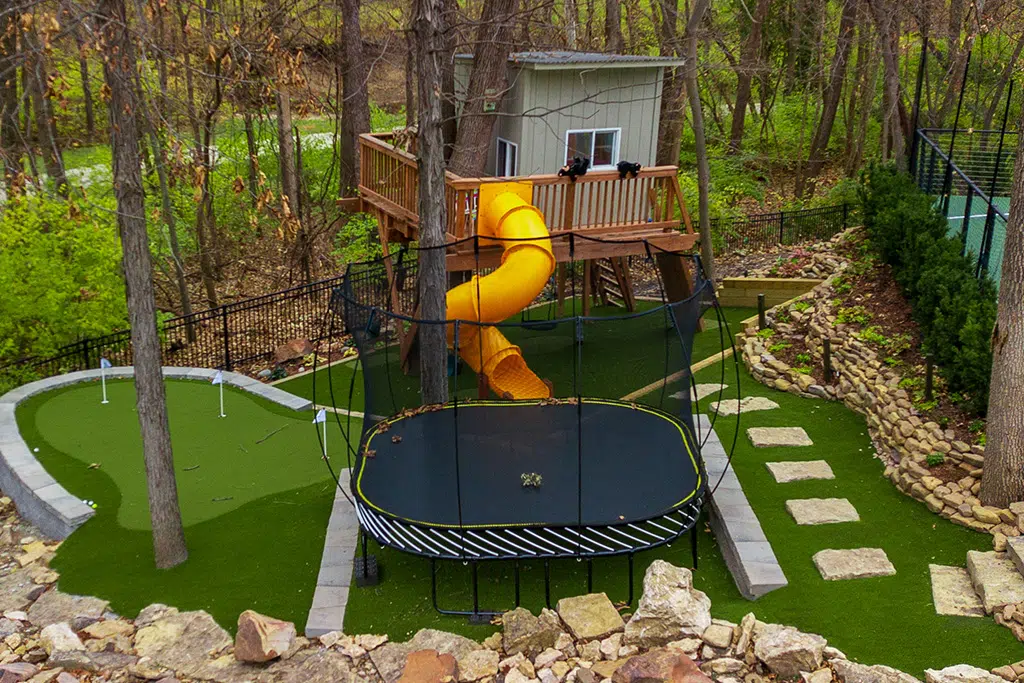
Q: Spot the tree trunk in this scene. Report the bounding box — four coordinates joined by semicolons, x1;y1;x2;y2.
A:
405;30;417;124
869;0;904;168
440;0;458;161
980;120;1024;508
654;0;683;165
797;0;856;195
97;0;188;569
0;10;20;189
564;0;579;48
448;0;519;177
728;0;770;153
339;0;371;197
71;26;96;140
684;0;714;284
25;27;68;197
604;0;623;52
243;112;259;207
982;33;1024;131
414;0;450;404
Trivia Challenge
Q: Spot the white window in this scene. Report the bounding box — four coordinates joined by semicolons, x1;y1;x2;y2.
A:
496;138;518;177
565;128;621;169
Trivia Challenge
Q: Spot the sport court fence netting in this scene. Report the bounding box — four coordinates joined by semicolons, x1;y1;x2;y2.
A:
914;128;1017;283
315;233;739;613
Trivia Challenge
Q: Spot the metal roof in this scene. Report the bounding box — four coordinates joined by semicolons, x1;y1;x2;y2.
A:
455;51;685;70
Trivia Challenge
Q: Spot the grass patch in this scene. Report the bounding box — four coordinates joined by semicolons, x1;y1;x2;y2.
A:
16;379;351;629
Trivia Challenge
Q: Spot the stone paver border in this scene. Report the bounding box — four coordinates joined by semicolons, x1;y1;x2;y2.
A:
700;414;788;600
0;367;312;540
305;470;358;637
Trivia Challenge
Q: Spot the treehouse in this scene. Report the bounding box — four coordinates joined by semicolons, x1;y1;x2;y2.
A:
355;51;699;316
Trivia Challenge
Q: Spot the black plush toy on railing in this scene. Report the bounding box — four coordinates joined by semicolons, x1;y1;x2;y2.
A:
558;156;590;182
617;161;642;179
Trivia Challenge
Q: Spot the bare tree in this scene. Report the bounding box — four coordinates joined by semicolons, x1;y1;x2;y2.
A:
980;120;1024;508
96;0;188;569
0;9;21;189
414;0;450;404
604;0;623;52
338;0;371;196
684;0;715;284
448;0;519;177
868;0;904;167
728;0;771;153
24;22;68;196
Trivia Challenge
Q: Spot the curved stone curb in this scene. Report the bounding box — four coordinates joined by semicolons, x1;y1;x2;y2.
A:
0;367;312;540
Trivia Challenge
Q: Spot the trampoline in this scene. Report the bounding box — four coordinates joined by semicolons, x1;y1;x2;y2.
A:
319;231;734;619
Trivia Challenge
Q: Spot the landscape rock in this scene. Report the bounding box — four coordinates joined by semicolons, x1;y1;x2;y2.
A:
924;665;1005;683
812;548;896;580
765;461;835;483
370;630;479;683
928;566;985;617
700;624;733;650
273;339;313;363
710;397;779;417
502;608;564;657
397;650;458;683
0;663;38;682
747;427;813;448
610;647;710;683
965;551;1024;614
752;624;826;678
832;659;922;683
133;610;232;677
39;623;84;654
786;498;860;525
81;620;135;640
28;591;108;628
46;650;98;673
0;571;43;613
624;561;711;647
256;650;354;683
556;594;624;641
234;610;296;663
457;649;498;682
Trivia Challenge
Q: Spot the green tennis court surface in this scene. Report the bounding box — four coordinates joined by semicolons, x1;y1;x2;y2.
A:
941;194;1009;281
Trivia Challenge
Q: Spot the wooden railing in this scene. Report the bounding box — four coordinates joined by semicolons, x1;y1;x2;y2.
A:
358;133;693;246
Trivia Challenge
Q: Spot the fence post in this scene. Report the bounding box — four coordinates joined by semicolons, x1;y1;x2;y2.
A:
960;187;973;256
221;305;231;371
924;359;934;402
778;211;785;245
978;205;997;278
841;203;849;230
757;294;767;330
80;339;90;372
823;338;832;383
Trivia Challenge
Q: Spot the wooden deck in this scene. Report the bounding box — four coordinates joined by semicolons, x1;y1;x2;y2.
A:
358;132;698;269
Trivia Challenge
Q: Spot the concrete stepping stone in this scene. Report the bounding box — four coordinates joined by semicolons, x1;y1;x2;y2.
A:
766;460;835;483
786;498;860;525
710;396;780;417
748;427;813;448
670;383;728;402
966;550;1024;614
928;565;985;617
813;548;896;580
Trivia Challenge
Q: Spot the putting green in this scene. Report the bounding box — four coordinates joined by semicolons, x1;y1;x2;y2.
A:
16;379;349;628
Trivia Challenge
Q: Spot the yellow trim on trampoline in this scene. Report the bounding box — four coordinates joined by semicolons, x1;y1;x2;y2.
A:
356;398;704;529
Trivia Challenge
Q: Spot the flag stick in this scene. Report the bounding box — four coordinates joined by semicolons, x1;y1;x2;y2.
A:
219;380;225;418
322;417;328;458
101;367;108;404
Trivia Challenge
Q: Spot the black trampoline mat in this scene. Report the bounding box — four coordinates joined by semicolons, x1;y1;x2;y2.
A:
356;399;702;528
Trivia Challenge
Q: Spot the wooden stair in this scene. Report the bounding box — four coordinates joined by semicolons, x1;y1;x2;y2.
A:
590;257;636;311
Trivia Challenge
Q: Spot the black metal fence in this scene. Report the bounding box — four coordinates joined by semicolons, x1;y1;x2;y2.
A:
0;274;350;390
713;203;852;254
912;128;1015;281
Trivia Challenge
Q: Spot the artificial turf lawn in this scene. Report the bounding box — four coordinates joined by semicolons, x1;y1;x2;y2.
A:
341;358;1024;674
16;379;351;629
275;303;755;411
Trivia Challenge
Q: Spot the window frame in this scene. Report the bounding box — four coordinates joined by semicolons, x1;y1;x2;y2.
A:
496;137;519;177
564;127;622;170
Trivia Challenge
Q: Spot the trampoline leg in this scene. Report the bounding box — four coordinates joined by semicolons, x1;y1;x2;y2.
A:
587;559;593;594
690;526;699;571
627;554;635;606
354;531;379;587
467;562;489;625
430;558;439;612
544;560;552;609
514;561;521;608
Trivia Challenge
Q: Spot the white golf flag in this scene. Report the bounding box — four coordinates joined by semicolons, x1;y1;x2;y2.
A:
212;370;224;385
99;358;111;404
313;409;327;424
100;358;112;369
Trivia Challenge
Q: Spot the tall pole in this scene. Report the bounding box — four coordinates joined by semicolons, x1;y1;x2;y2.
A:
941;49;972;216
909;37;928;175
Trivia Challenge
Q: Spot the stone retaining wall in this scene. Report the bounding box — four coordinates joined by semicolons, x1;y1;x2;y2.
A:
0;367;312;540
716;278;823;308
734;229;1023;548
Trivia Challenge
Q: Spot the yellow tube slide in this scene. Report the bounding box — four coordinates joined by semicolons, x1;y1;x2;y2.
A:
446;182;556;399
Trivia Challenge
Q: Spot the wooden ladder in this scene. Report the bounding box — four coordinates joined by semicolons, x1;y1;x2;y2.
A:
591;257;636;312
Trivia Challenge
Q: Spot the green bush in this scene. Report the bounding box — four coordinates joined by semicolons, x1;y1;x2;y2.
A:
858;163;996;414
